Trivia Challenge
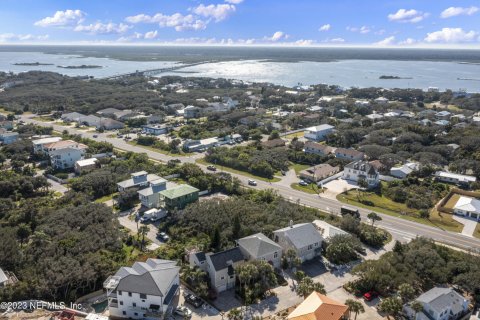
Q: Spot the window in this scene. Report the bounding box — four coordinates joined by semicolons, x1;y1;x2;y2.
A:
274;252;278;258
314;242;318;247
133;303;136;307
122;311;126;316
134;313;138;316
118;290;122;295
221;276;225;280
128;292;132;297
120;301;123;306
308;244;313;250
140;293;147;299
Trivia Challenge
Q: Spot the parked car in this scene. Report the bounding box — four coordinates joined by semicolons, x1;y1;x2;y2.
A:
157;232;169;242
140;216;150;223
184;293;203;308
92;134;98;138
363;291;379;301
248;179;257;186
175;306;192;318
207;165;217;171
299;180;308;186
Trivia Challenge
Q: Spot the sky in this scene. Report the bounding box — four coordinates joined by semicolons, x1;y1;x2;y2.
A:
1;0;480;47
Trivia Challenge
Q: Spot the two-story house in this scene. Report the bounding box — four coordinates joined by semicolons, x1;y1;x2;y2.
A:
206;247;245;293
158;185;199;210
104;259;180;320
342;160;380;188
334;148;365;161
0;131;19;145
49;147;85;169
32;137;63;154
137;178;167;209
304;124;335;142
117;171;162;192
303;141;335;157
237;233;283;268
273;222;324;263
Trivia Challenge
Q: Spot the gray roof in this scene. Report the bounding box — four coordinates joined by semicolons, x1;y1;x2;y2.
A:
115;259;179;296
117;173;161;189
0;268;7;284
274;223;323;249
194;252;206;262
237;233;282;258
417;287;466;315
207;247;244;272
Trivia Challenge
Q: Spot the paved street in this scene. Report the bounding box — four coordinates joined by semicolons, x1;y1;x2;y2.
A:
21;115;480;252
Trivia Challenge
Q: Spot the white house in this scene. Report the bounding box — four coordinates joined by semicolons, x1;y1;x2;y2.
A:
183;137;219;152
334;148;365;161
304;124;335;142
104;259;180;320
304;141;334;157
237;233;283;268
142;124;171;136
343;160;380;188
49;147;85;169
390;162;419;179
43;140;88;156
188;251;208;272
435;171;477;187
374;97;389;105
32;137;63;153
184;106;202;119
0;268;9;287
312;220;349;239
74;158;98;174
403;287;468;320
453;196;480;221
117;171;162;192
206;247;245;293
273;222;323;263
137;178;168;209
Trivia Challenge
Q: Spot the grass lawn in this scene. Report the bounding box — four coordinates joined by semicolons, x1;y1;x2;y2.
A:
337;191;463;233
291;163;310;174
126;141;194;156
443;193;461;209
94;192;118;203
32;116;54;122
284;131;304;139
290;183;322;194
196;158;281;182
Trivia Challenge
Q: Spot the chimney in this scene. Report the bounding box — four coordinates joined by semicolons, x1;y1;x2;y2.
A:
289;220;293;228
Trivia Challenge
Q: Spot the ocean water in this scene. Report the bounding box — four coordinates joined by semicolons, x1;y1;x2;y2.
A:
1;46;480;91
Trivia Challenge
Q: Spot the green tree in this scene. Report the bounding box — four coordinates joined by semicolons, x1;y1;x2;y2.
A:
410;301;424;318
295;276;326;298
210;226;221;251
16;223;31;247
138;225;150;251
345;299;365;320
379;297;402;319
268;130;280;140
325;234;362;265
227;308;243;320
367;212;382;226
398;283;416;303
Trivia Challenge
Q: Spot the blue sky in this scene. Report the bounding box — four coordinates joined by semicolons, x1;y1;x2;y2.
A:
1;0;480;46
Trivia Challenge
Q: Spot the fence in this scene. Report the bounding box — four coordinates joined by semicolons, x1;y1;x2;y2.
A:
45;174;67;185
317;171;344;186
437;188;480;214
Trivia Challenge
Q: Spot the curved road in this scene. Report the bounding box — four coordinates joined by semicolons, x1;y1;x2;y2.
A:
22;115;480;251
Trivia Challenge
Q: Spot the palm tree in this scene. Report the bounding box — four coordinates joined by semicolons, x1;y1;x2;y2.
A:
138;225;150;251
410;300;424;318
398;283;416;303
295;277;326;298
379;297;402;320
345;299;365;320
227;308;243;320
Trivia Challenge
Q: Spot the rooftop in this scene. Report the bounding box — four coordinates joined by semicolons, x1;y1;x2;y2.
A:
207;247;244;272
306;124;335;132
160;185;199;199
288;292;348;320
313;220;349;238
274;223;323;249
237;233;282;258
454;196;480;213
75;158;97;166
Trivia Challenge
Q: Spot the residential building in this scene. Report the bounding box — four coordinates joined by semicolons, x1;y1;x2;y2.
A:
366;113;384;121
117;171;162;192
0;131;19;144
159;185;199;210
304;124;335;142
184;106;202;119
453;196;480;221
435;111;452;120
0;268;8;287
304;141;334;157
188;251;208;272
273;222;323;262
74;158;98;175
434;120;450;126
334;148;365;161
183;138;219;152
61;112;85;122
343;160;380;188
404;287;468;320
288;291;348;320
50;147;85;169
299;164;340;184
96;108;133;120
0;121;13;130
237;233;283;268
143;124;171;136
104;259;180;320
374;97;389;105
390;162;419;179
313;220;349;239
43;140;88;156
138;178;168;209
98;118;125;130
434;171;477;187
79;115;102;127
32;136;63;153
206;247;245;293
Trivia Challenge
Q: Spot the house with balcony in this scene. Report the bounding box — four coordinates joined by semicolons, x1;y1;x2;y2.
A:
32;137;63;154
273;222;323;263
50;147;85;169
117;171;162;192
237;233;283;268
303;141;334;157
137;178;168;209
342;160;380;188
158;185;199;210
104;259;180;320
205;247;245;293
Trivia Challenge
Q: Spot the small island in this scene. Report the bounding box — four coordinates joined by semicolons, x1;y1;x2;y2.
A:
57;65;103;69
379;75;412;80
13;62;54;66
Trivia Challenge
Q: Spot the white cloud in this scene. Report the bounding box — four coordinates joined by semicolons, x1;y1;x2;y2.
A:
268;31;288;42
192;4;236;22
398;38;417;45
322;37;345;43
225;0;243;3
319;24;331;32
388;9;428;23
440;6;478;18
34;9;85;27
295;39;315;46
375;36;396;46
144;30;158;39
347;26;371;34
424;28;478;43
74;22;131;35
0;33;49;42
125;13;207;31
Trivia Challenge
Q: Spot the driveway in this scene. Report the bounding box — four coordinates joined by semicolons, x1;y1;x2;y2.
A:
275;168;299;188
117;214;163;246
322;178;358;200
176;287;221;320
452;215;478;237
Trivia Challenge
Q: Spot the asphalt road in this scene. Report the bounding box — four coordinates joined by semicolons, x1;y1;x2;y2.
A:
22;115;480;251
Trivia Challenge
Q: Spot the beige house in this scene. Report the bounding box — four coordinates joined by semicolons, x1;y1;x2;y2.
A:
299;164;340;183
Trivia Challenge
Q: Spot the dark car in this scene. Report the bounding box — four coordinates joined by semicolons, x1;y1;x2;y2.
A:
207;165;217;171
363;291;379;301
184;293;203;308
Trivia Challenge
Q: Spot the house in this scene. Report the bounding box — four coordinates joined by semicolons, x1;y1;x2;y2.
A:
0;121;13;130
0;268;8;287
313;220;349;239
43;140;88;156
0;131;19;144
435;111;452;120
206;247;245;293
304;141;334;157
237;233;283;268
104;259;180;320
184;106;202;119
262;138;286;148
61;112;86;122
159;185;199;210
138;178;168;209
390;162;419;179
183;137;219;152
299;164;340;184
288;291;348;320
334;148;365;161
453;196;480;221
96;108;133;120
98;118;125;130
343;160;380;188
434;171;476;187
117;171;162;192
404;287;469;320
273;222;323;262
50;147;85;169
79;115;102;127
374;97;389;105
366;113;384;121
434;120;450;126
307;105;323;112
304;124;335;142
32;136;63;153
74;158;98;175
142;124;171;136
419;119;432;126
355;100;370;107
188;251;208;272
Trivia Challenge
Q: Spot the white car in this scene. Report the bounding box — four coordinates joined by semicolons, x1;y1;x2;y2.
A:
299;180;308;186
175;306;192;318
248;179;257;186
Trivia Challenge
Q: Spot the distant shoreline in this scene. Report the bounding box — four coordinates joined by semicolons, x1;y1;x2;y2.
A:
13;62;54;66
57;65;103;69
